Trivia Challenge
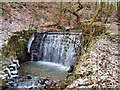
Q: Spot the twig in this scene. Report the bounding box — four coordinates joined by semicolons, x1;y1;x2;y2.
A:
89;2;103;26
104;3;113;23
0;6;21;21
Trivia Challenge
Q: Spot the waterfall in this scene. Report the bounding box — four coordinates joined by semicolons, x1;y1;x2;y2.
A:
27;34;35;53
30;32;81;68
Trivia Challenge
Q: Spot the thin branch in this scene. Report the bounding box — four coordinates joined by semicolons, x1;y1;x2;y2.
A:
76;2;83;12
0;6;21;21
58;1;63;24
89;2;103;26
104;3;113;23
67;8;79;18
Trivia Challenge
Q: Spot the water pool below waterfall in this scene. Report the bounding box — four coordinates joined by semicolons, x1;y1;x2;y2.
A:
19;32;82;81
18;61;68;81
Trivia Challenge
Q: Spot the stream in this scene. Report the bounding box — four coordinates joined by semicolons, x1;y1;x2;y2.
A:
3;32;82;89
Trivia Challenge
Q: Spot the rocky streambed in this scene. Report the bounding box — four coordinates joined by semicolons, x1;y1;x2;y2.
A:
1;56;69;89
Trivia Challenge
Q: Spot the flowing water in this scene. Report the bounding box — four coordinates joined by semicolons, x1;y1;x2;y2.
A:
19;32;81;81
18;61;68;81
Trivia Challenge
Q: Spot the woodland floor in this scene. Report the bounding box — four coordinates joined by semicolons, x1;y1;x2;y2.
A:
68;33;119;88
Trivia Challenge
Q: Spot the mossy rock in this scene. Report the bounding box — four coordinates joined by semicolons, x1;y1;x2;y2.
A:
1;79;7;87
2;29;37;62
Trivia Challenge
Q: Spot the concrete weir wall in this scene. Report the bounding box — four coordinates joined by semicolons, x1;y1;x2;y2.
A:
30;32;82;68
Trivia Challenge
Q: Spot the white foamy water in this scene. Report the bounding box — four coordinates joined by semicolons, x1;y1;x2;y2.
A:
36;61;70;71
27;34;35;53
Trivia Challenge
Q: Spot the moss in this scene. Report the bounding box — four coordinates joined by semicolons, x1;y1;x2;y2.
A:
105;31;118;41
73;72;81;79
2;29;37;62
93;25;106;36
1;79;7;87
64;79;69;83
105;31;110;36
87;5;91;8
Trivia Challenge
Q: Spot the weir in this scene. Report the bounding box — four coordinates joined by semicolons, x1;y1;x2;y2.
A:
29;32;81;68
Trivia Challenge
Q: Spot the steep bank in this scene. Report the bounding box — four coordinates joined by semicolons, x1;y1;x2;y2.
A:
67;33;119;88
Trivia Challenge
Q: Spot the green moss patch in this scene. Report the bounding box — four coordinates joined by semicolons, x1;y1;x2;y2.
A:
2;29;37;62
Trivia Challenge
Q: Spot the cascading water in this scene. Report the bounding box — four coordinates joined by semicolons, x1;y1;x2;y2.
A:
30;32;81;68
27;34;35;53
19;32;81;81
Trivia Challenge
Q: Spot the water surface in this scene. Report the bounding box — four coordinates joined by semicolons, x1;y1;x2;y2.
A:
19;61;68;81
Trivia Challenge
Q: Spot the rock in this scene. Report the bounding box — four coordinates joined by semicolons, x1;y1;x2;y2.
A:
7;81;14;87
45;80;51;86
6;83;10;86
9;67;14;71
9;64;17;70
65;27;70;31
10;70;18;75
27;74;32;79
2;65;7;69
42;84;47;89
51;81;57;87
13;83;18;87
67;65;74;73
41;77;49;84
13;59;20;68
38;80;41;84
55;84;60;88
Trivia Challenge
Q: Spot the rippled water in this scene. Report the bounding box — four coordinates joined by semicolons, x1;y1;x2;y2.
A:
19;61;68;81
